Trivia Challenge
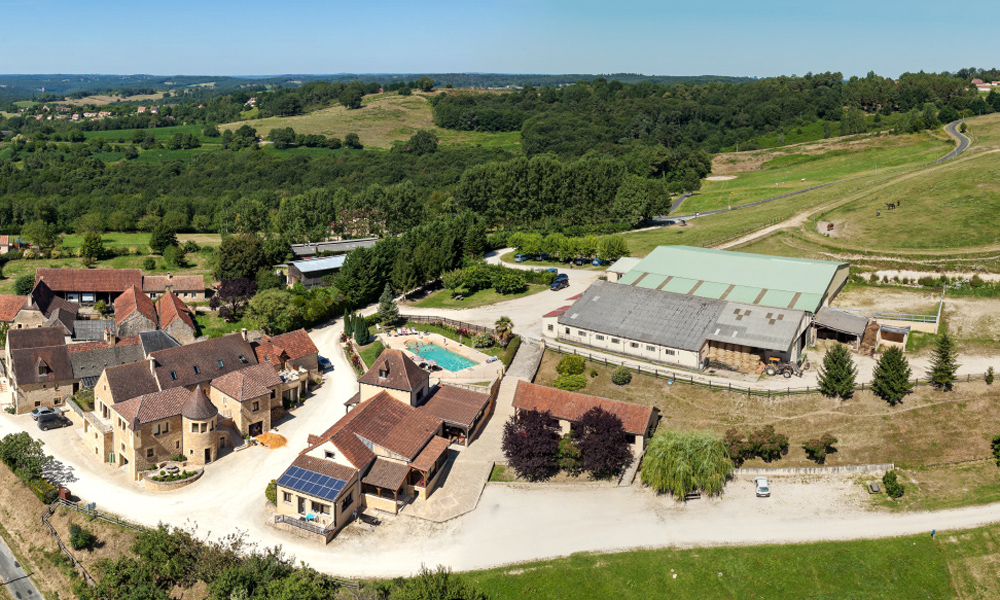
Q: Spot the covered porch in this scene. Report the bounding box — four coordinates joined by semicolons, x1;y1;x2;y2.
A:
361;458;411;514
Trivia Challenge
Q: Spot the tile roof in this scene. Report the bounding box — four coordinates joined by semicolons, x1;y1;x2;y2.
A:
304;391;442;470
10;345;75;385
182;386;218;420
418;384;490;428
114;285;157;326
156;290;196;331
7;326;65;350
409;435;450;473
542;306;571;318
0;295;27;321
358;349;428;393
286;455;356;495
103;360;159;404
142;274;205;293
211;363;282;401
149;332;257;390
28;281;78;322
512;381;657;436
36;268;142;293
255;329;318;364
361;457;410;491
68;342;145;381
68;337;140;353
112;386;190;427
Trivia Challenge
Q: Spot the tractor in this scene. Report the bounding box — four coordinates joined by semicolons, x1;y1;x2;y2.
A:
764;357;805;378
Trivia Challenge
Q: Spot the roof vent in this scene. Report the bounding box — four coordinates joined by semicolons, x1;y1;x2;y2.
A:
731;331;739;338
592;296;600;302
570;313;579;319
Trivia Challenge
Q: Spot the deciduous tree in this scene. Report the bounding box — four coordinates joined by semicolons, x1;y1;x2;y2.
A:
573;407;634;480
640;430;732;498
501;410;561;481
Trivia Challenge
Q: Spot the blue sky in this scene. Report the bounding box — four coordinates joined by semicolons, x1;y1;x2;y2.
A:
1;0;997;77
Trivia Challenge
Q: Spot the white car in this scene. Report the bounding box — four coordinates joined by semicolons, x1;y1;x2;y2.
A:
754;477;770;497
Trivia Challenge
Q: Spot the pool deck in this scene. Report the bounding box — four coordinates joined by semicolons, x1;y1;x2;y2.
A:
377;331;504;384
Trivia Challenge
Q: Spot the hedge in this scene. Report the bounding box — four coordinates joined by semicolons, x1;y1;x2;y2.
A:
501;336;522;367
28;477;58;503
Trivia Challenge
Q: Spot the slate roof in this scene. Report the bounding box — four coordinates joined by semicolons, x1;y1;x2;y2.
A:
139;330;181;354
44;307;77;335
68;340;145;381
211;363;282;401
0;295;27;321
304;391;442;470
36;268;142;293
182;386;218;420
617;246;847;313
103;360;159;404
358;349;428;393
114;285;157;326
149;332;257;390
813;307;869;338
156;291;196;331
512;381;657;436
28;280;76;318
72;320;116;342
559;280;806;353
142;274;205;293
362;457;410;491
418;384;490;428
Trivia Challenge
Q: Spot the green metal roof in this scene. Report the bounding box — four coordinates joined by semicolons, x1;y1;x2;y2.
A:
620;246;847;313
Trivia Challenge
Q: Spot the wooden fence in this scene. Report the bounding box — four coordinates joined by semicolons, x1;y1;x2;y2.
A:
546;342;993;398
700;216;785;248
399;314;493;335
41;502;99;586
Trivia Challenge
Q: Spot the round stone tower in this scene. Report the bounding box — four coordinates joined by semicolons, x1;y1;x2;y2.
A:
181;386;220;466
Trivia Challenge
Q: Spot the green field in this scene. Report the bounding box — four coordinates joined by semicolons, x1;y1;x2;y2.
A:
83;124;220;143
464;524;1000;599
412;284;548;309
219;92;521;151
56;232;221;249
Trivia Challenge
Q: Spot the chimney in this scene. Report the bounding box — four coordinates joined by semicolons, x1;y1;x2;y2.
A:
104;326;116;347
148;356;156;378
165;272;172;292
240;328;248;341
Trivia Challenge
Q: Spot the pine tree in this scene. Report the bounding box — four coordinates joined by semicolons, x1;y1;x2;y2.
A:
817;345;857;399
376;284;399;327
870;347;913;405
928;333;959;391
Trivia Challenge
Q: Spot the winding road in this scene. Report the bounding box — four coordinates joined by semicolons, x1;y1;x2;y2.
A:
0;534;40;600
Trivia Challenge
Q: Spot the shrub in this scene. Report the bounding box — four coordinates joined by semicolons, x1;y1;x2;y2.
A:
500;336;521;367
991;434;1000;467
471;332;495;349
556;354;586;376
590;369;598;378
611;367;632;386
882;470;905;498
493;270;526;294
69;524;97;551
556;434;583;476
725;426;788;465
574;407;634;480
142;257;156;271
171;453;186;462
265;480;277;505
987;366;995;385
28;478;58;503
803;433;838;464
552;373;587;391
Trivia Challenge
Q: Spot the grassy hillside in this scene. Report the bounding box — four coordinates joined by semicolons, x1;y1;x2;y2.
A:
219;92;521;150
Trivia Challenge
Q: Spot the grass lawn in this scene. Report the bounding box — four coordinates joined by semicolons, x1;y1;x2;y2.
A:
0;251;213;294
686;133;948;214
967;111;1000;147
193;312;248;339
219;92;520;151
534;350;1000;472
464;525;1000;599
411;284;547;310
56;231;220;249
358;340;385;368
498;251;604;270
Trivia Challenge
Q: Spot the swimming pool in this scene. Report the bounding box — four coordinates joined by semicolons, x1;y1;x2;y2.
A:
405;341;478;372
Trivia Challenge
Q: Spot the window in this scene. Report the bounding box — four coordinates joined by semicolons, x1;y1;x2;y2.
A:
191;423;198;433
270;390;276;399
547;324;554;332
311;501;330;515
200;423;207;433
665;349;676;356
325;450;335;459
578;330;586;337
175;441;180;450
146;448;154;458
217;360;224;368
341;492;354;512
611;338;620;344
646;345;656;351
193;365;200;375
169;371;177;381
251;401;259;412
630;342;639;349
283;492;292;504
595;334;605;341
238;355;248;364
564;327;570;334
626;434;637;444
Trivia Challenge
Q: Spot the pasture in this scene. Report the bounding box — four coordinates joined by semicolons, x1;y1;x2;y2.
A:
63;92;165;106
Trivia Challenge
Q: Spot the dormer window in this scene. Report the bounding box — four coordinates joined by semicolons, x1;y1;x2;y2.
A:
193;365;200;375
170;371;177;380
378;363;389;379
217;360;224;368
238;355;247;364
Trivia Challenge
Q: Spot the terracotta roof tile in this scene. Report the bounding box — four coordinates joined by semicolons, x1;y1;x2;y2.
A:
112;386;190;426
512;381;657;436
289;455;357;488
211;363;282;402
542;306;571;318
409;435;450;473
182;386;218;420
0;295;27;321
361;458;411;491
156;290;196;331
142;274;205;293
418;385;490;428
7;326;64;350
150;332;257;390
36;268;142;293
254;329;318;365
358;349;428;393
114;285;157;326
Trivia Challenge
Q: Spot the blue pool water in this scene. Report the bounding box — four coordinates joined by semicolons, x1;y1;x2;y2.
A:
406;341;477;372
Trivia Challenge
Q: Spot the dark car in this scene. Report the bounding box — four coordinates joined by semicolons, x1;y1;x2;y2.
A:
550;274;570;291
318;356;333;372
37;412;72;431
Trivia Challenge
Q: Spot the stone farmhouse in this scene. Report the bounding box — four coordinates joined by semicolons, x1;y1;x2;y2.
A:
5;327;76;414
35;268;205;305
114;286;197;343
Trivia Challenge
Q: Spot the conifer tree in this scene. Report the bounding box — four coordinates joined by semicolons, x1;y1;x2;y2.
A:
870;347;913;405
817;345;857;399
376;284;399;327
928;333;959;391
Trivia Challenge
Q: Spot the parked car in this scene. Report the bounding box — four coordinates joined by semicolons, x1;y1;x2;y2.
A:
547;267;558;275
30;407;55;421
592;259;606;266
514;254;527;263
754;477;770;497
318;356;333;372
550;274;570;291
37;412;72;431
573;258;587;266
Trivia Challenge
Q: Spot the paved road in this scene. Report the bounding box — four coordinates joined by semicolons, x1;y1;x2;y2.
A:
0;532;41;600
937;119;971;162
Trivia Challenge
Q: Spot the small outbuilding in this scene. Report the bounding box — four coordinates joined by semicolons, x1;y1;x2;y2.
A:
812;307;870;350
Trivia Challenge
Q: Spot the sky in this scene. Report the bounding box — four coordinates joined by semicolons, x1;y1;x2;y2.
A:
1;0;998;78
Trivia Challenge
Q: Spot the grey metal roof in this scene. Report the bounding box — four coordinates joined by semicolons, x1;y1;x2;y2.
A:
139;330;181;354
813;307;869;338
291;237;378;258
880;324;911;335
70;344;146;380
72;320;116;342
288;255;346;275
558;280;806;353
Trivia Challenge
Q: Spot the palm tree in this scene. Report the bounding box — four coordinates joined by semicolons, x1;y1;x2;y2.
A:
494;316;514;348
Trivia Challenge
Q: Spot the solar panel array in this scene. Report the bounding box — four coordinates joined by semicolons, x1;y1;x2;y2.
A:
276;466;346;502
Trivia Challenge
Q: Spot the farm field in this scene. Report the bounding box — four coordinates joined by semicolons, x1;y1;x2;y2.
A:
533;351;1000;472
219;92;521;150
56;232;221;249
63;92;165;106
83;124;216;142
466;524;1000;600
0;252;213;294
684;132;948;214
